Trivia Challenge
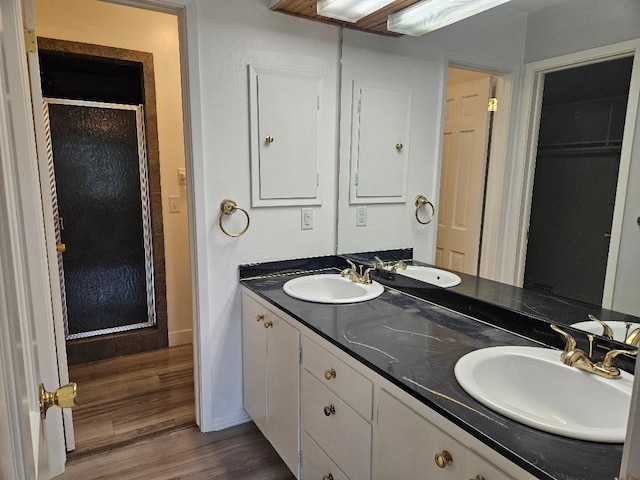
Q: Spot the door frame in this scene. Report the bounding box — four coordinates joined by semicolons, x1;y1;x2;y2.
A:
510;39;640;307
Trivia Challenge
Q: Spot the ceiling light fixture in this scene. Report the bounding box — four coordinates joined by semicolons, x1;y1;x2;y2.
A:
387;0;512;36
317;0;395;23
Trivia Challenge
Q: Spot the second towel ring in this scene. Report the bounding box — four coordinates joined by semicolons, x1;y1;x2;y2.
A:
219;199;250;237
414;195;435;225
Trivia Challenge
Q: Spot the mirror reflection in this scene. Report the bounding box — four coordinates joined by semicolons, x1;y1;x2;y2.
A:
336;0;640;348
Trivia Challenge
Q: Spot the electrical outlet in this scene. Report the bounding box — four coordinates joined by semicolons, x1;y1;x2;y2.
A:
356;206;367;227
301;208;313;230
169;196;181;213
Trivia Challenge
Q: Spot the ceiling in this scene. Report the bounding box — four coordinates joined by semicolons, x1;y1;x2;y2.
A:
269;0;567;37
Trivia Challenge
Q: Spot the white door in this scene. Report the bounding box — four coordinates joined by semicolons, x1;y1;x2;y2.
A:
0;0;70;477
436;77;492;275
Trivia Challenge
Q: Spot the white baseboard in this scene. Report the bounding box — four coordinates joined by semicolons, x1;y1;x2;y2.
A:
169;328;192;347
208;409;251;432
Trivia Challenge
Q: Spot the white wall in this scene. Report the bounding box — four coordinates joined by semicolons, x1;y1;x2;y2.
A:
187;1;340;430
525;0;640;63
337;5;528;261
34;0;193;346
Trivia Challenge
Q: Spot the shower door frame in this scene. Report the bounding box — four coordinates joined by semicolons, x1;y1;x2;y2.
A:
43;98;157;340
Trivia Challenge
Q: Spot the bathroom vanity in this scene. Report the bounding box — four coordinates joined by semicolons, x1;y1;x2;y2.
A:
240;256;632;480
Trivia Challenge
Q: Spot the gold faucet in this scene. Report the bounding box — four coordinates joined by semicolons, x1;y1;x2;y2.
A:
550;324;637;379
374;256;407;273
341;259;373;285
587;314;640;347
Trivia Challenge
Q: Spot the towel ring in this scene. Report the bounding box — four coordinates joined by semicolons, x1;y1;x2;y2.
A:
219;199;250;237
414;195;435;225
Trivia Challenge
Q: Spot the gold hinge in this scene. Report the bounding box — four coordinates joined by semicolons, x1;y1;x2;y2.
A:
488;97;498;112
24;28;36;54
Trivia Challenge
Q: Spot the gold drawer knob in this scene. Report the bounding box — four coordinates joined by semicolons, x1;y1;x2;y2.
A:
263;320;273;329
265;135;274;143
56;243;66;253
434;450;453;468
470;476;485;480
324;368;336;380
323;404;336;416
322;475;334;480
396;143;403;151
255;314;264;322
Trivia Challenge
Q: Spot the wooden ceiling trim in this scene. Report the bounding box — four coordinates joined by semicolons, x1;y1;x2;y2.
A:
269;0;423;37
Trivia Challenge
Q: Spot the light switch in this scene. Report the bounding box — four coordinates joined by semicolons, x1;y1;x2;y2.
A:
169;196;181;213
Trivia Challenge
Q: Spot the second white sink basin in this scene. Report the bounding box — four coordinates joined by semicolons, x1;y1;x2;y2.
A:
454;346;634;442
283;274;384;304
397;265;462;288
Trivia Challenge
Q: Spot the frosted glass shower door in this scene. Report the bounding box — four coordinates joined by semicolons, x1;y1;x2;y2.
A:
44;99;156;339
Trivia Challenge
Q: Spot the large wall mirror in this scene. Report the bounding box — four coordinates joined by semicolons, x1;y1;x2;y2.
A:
335;0;640;348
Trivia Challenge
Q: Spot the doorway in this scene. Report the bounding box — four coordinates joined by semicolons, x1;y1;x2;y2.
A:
436;67;495;276
523;57;634;305
32;0;195;455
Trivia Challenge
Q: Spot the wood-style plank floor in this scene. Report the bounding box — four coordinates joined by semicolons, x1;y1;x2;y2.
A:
67;344;195;457
56;422;296;480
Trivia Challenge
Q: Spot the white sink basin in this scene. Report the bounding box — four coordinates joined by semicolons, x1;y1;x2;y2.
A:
283;274;384;304
454;346;634;442
571;320;640;342
397;265;462;288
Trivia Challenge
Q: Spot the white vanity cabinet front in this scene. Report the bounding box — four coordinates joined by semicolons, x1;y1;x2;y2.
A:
241;291;300;477
375;389;512;480
301;336;373;480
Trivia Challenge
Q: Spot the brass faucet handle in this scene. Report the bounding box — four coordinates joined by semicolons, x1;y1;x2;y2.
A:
625;327;640;347
588;314;614;339
361;267;374;284
391;260;407;272
601;348;638;370
550;324;577;356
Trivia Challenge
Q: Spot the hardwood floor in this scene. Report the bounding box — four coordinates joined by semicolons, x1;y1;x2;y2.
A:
56;422;296;480
68;344;195;457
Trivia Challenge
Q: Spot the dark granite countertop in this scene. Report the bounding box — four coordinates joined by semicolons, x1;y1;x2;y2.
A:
239;256;629;480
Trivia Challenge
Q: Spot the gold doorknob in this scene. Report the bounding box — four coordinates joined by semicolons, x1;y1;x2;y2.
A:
396;143;403;151
265;135;274;143
56;243;66;253
322;475;334;480
434;450;453;468
323;404;336;416
324;368;336;380
39;382;77;420
255;314;264;322
263;320;273;328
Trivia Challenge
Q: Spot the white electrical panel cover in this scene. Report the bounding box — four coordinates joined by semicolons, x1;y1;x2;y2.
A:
249;65;323;207
350;80;411;204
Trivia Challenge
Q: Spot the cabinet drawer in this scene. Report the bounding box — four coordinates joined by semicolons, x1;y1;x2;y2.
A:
302;371;371;480
302;335;373;420
302;431;350;480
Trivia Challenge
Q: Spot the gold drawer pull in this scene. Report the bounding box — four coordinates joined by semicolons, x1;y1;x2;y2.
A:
434;450;453;468
255;314;264;322
263;320;273;328
322;475;334;480
324;368;336;380
323;404;336;416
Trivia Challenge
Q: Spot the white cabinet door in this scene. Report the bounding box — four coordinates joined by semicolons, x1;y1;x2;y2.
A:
267;312;300;476
375;389;467;480
249;65;322;206
242;294;267;434
350;81;411;204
